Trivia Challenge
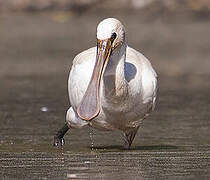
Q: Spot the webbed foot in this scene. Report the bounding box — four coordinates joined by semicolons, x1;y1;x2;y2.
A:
54;136;65;146
53;123;69;146
123;127;139;149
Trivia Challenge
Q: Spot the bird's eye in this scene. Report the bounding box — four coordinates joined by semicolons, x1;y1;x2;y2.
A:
111;32;117;40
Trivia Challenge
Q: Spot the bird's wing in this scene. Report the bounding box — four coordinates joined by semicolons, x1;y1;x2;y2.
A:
72;47;96;66
69;47;96;110
126;47;158;110
140;51;158;111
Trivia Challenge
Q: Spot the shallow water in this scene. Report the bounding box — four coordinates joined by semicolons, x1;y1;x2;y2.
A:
0;11;210;179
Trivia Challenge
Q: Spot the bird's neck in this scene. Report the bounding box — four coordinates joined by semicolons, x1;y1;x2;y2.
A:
103;42;128;102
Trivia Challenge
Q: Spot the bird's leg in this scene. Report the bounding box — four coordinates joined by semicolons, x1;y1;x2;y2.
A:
123;127;139;149
53;123;69;146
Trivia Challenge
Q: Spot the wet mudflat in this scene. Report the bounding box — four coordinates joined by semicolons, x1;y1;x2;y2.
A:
0;11;210;179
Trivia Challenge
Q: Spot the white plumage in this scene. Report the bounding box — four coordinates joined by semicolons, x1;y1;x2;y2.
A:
54;18;158;149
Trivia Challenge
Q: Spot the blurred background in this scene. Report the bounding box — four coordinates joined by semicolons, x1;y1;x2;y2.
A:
0;0;210;179
0;0;210;12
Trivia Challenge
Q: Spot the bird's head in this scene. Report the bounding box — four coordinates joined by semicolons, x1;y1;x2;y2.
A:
96;18;125;50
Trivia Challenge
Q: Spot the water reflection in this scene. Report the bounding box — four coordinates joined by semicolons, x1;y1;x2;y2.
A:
65;150;210;179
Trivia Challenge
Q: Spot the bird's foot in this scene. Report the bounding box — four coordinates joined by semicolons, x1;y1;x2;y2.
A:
53;135;65;146
123;127;139;150
123;141;131;150
53;123;69;146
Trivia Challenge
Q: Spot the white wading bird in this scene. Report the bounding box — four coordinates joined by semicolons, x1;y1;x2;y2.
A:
54;18;158;149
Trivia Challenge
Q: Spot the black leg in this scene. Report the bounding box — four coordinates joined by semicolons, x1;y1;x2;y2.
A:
53;123;69;146
123;127;139;149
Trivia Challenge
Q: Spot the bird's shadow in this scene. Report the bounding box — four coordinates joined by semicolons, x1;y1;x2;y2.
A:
90;144;178;151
